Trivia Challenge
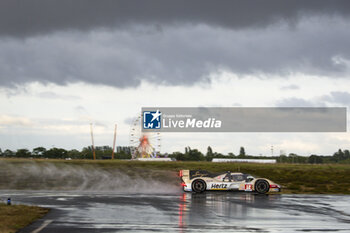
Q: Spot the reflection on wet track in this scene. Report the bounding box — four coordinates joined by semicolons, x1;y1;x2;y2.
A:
1;190;350;232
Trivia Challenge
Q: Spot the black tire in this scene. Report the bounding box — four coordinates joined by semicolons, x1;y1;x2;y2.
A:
254;179;270;194
192;179;206;193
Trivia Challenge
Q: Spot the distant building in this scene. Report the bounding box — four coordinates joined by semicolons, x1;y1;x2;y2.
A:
95;146;112;151
117;146;132;155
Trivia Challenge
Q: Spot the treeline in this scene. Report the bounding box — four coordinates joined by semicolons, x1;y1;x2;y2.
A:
168;146;350;164
0;146;131;160
168;146;268;161
1;146;350;164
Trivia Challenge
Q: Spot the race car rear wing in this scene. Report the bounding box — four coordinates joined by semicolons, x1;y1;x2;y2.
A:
180;169;218;180
179;170;190;182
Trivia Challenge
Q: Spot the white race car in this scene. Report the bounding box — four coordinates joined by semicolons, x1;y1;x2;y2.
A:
180;170;281;194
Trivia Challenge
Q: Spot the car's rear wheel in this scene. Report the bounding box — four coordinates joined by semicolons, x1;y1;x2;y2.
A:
192;179;206;193
255;179;270;194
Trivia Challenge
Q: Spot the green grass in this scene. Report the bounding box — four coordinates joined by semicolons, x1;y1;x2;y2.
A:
1;158;350;194
0;203;49;233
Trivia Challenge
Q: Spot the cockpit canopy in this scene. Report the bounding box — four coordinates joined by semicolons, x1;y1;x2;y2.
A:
189;170;255;182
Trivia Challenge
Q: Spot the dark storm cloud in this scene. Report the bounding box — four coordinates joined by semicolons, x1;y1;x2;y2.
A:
1;0;350;37
1;0;350;88
1;18;350;88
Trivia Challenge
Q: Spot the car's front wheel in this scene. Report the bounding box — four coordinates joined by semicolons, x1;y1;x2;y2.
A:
192;179;206;193
254;179;270;194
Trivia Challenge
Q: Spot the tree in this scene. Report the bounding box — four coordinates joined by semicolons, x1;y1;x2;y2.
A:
44;148;68;159
16;149;31;158
206;146;214;161
278;154;287;163
206;146;213;156
67;149;81;159
308;154;323;164
32;147;47;158
344;150;350;159
115;151;131;159
169;152;185;161
94;145;113;159
289;153;299;163
0;148;2;157
187;149;205;161
239;147;246;157
81;147;93;159
3;149;14;157
333;149;345;162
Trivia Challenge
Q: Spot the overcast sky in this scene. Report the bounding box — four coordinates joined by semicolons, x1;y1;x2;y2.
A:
1;0;350;156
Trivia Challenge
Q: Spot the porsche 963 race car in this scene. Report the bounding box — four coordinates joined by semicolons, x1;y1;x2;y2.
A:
179;170;281;194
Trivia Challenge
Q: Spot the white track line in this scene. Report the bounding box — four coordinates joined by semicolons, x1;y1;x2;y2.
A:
31;220;53;233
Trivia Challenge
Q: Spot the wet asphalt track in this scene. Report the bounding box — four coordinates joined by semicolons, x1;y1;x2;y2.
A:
1;191;350;233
